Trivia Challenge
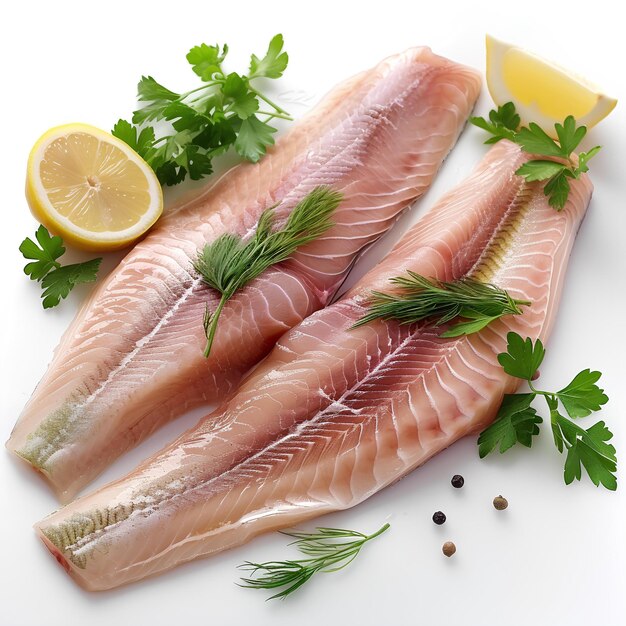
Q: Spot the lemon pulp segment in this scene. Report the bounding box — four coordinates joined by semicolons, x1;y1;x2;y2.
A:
502;50;598;120
38;132;153;233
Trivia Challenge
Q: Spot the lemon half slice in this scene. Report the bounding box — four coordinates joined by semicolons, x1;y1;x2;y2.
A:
486;35;617;134
26;123;163;251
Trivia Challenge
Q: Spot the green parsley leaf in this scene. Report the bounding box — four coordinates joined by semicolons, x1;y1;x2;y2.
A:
20;225;65;280
132;76;180;124
576;145;602;175
562;420;617;490
555;115;586;156
20;226;102;309
439;313;501;337
234;115;276;162
111;118;136;146
144;129;196;184
497;331;545;381
222;73;259;119
186;43;228;81
144;129;196;183
137;75;179;103
154;161;187;186
174;144;213;181
162;102;206;133
470;102;519;144
193;119;237;152
469;116;510;144
557;369;608;418
40;258;102;309
478;394;542;457
543;170;571;210
132;103;168;126
584;421;617;462
111;119;155;156
515;122;565;158
479;331;617;490
515;160;566;182
490;102;521;131
249;34;288;79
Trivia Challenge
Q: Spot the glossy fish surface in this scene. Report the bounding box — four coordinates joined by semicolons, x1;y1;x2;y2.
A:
35;141;593;590
7;48;481;501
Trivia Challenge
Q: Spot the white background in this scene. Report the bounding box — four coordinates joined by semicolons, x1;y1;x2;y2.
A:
1;1;624;624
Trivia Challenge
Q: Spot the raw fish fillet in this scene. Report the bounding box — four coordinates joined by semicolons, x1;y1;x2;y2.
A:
36;140;593;590
6;48;480;501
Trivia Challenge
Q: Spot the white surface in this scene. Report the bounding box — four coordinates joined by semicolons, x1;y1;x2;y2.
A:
1;1;625;624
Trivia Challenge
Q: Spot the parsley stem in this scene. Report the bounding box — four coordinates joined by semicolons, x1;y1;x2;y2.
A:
249;86;290;116
258;110;293;121
150;135;170;146
203;293;229;358
528;381;552;397
181;81;222;100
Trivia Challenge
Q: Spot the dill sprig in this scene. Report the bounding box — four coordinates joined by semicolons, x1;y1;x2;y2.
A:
194;186;343;357
239;523;390;600
354;272;529;337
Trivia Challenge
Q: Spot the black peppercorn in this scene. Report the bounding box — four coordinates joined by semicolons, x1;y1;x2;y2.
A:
432;511;446;525
451;474;464;488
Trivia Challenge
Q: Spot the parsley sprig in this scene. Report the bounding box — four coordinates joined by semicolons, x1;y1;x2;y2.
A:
194;186;342;357
478;332;616;490
239;523;390;600
470;103;601;210
354;273;529;337
19;226;102;309
113;34;291;186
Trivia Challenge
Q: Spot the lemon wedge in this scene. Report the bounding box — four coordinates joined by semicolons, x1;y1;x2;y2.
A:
26;123;163;251
486;35;617;135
